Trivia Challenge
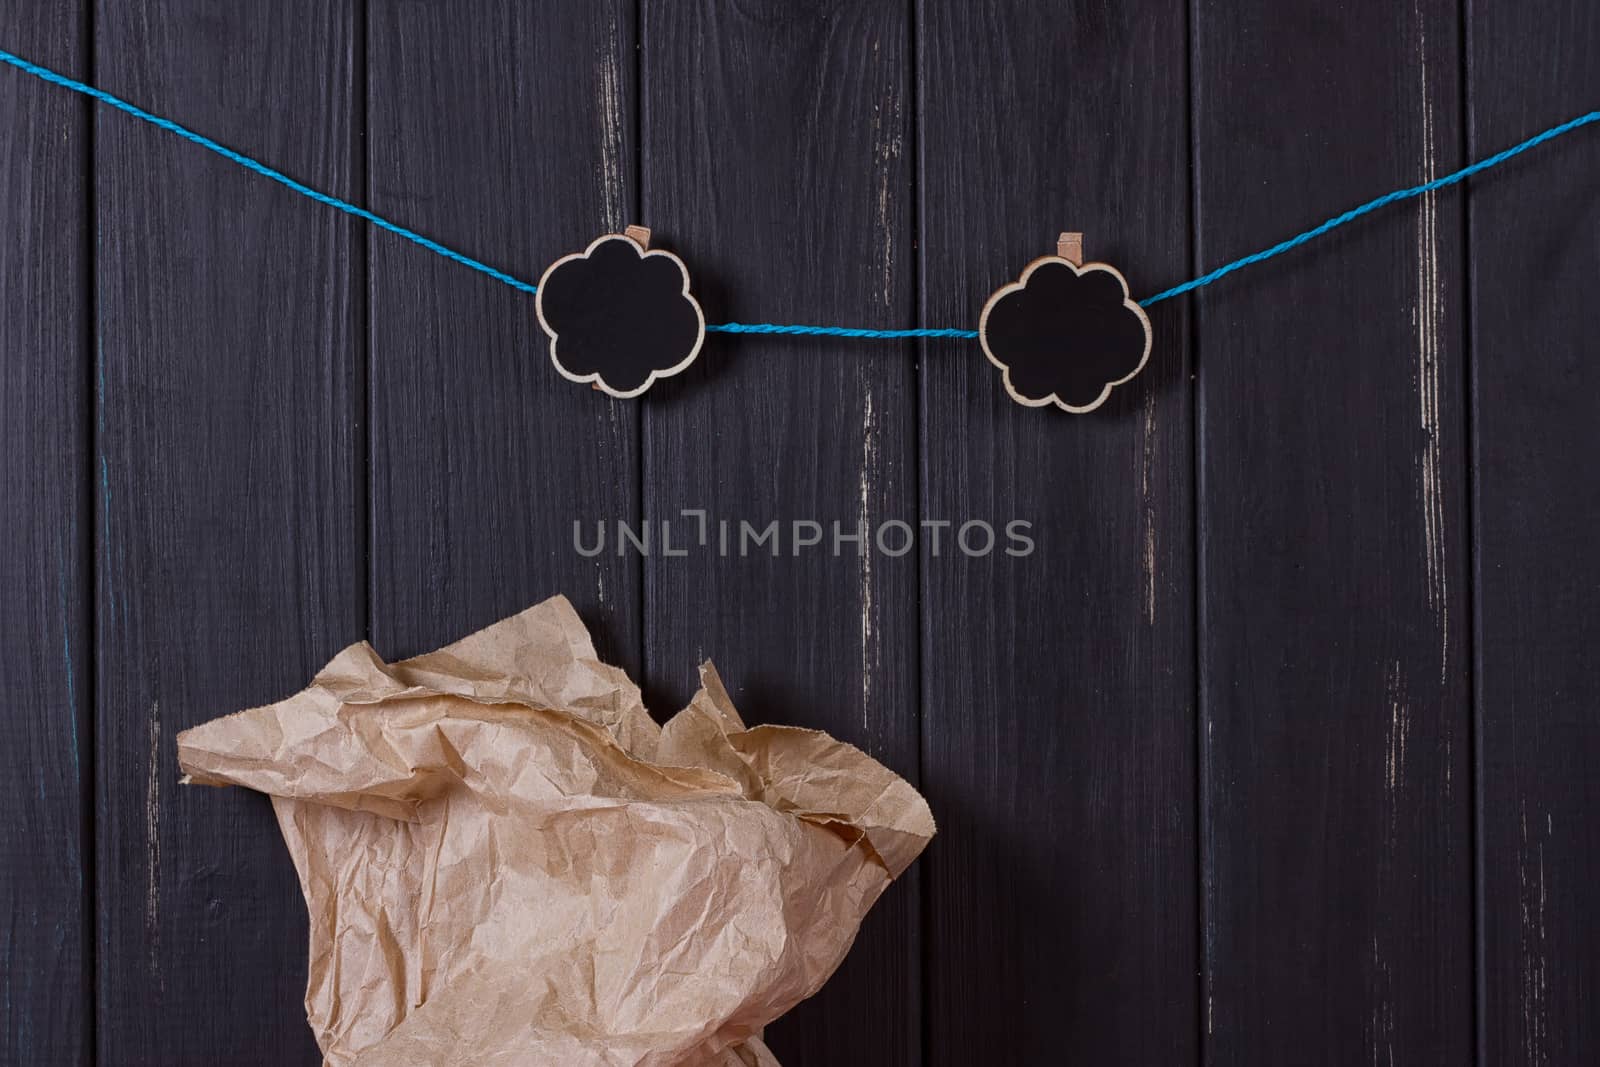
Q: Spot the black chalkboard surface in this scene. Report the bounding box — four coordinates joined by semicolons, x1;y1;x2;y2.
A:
535;232;704;397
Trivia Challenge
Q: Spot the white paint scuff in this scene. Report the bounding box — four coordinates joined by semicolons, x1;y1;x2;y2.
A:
1140;388;1158;625
858;390;876;735
1413;9;1449;681
146;700;162;979
868;42;902;311
1519;800;1550;1066
596;14;626;232
1385;659;1409;795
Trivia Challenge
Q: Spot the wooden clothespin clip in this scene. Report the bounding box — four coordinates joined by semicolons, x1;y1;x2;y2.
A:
1056;231;1083;267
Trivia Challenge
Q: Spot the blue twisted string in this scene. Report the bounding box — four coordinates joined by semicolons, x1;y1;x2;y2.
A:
3;46;1596;337
1142;108;1600;307
0;46;538;295
707;323;978;338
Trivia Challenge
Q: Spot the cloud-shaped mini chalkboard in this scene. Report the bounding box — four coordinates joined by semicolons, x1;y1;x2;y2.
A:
979;248;1151;413
535;228;704;398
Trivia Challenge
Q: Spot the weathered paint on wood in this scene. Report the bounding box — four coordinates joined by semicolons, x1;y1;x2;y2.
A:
367;0;642;673
638;2;922;1061
1192;1;1472;1062
93;3;361;1061
917;1;1198;1062
1470;1;1600;1061
0;3;90;1064
1;2;1598;1063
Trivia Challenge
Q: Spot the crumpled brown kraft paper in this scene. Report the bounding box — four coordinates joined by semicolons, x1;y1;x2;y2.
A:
176;594;934;1067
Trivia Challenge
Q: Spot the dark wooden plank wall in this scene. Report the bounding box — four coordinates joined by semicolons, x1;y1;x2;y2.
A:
1192;2;1472;1063
918;1;1196;1062
1470;1;1600;1061
3;2;1599;1065
367;0;642;673
0;2;89;1064
93;3;360;1063
638;2;920;1061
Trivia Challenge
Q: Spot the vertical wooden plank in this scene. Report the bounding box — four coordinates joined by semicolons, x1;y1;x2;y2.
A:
1192;3;1470;1063
0;2;91;1062
95;3;360;1061
367;0;640;671
1470;2;1600;1062
638;1;921;1062
918;2;1196;1062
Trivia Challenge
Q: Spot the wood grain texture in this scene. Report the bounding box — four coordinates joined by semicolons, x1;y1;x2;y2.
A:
916;2;1196;1062
367;0;641;671
1469;2;1600;1061
1192;2;1471;1063
0;3;90;1064
94;3;361;1061
638;1;922;1062
8;1;1600;1060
